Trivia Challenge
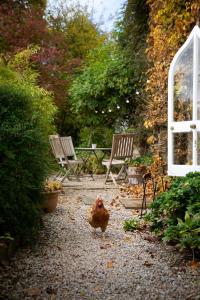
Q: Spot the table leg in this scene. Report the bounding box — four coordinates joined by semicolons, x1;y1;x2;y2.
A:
79;153;95;180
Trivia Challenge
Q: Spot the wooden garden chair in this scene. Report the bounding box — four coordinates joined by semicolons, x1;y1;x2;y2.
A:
102;133;136;186
49;135;82;182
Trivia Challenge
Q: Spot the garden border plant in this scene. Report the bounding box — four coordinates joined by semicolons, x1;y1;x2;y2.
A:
145;172;200;259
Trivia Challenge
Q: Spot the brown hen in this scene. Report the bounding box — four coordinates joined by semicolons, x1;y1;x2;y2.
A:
88;196;110;239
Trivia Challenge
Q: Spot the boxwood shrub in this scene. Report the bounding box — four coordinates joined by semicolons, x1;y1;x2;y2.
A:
0;82;54;243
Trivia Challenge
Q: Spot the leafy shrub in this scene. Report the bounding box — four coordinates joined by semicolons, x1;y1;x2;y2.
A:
163;212;200;256
0;73;56;242
86;153;106;174
127;154;153;167
145;172;200;256
123;218;140;232
79;126;113;148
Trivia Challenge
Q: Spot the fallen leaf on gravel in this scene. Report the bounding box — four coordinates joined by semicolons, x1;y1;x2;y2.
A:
25;287;41;297
189;260;199;270
107;261;114;268
123;237;132;243
143;261;153;267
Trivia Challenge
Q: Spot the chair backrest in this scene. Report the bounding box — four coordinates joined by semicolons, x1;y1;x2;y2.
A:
49;135;65;161
60;136;77;160
111;133;136;159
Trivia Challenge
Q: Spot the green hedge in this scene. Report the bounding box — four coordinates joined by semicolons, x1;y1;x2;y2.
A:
0;80;55;243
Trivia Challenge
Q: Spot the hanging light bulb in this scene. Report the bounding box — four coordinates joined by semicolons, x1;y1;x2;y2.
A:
126;99;129;103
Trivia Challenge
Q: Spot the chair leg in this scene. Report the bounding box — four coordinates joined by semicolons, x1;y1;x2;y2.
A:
104;166;118;186
62;165;81;182
116;165;125;179
109;170;117;186
116;165;127;181
54;170;63;180
104;166;111;184
74;165;82;181
71;166;81;182
60;167;71;183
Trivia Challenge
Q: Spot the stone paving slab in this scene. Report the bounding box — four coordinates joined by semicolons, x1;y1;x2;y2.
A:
120;198;152;209
62;175;120;206
62;174;120;190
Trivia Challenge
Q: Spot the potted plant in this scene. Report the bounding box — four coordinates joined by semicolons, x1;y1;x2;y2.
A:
126;155;153;185
42;180;62;213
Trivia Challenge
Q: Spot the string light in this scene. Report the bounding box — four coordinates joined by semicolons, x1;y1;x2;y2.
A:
102;110;105;114
95;110;98;113
117;105;120;109
136;91;139;95
126;99;129;103
108;109;112;112
147;79;150;83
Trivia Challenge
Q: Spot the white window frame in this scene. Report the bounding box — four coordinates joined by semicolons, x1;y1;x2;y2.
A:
168;25;200;176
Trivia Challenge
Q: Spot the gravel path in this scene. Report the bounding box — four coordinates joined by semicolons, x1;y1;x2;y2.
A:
0;180;200;300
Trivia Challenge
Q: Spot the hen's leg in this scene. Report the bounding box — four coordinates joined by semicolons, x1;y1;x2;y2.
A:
101;228;107;240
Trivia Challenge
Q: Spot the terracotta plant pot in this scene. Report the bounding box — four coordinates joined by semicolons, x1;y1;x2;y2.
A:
42;190;61;213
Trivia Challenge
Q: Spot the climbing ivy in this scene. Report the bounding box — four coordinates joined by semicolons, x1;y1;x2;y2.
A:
144;0;200;156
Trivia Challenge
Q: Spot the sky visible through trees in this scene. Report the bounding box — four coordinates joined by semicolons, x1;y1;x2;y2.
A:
47;0;126;31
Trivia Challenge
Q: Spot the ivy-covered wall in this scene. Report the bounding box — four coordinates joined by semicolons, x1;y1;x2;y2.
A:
144;0;200;156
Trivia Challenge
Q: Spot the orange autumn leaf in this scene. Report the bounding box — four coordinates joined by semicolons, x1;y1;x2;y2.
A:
190;260;199;270
107;261;114;268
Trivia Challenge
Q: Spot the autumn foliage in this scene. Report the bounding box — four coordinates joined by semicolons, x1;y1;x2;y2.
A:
144;0;200;156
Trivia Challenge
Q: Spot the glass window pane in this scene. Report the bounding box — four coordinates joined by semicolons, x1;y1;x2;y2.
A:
173;133;193;165
173;40;193;121
197;36;200;120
